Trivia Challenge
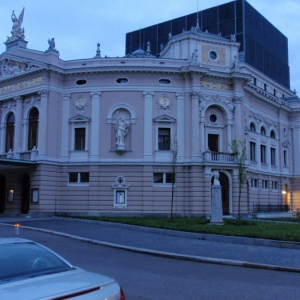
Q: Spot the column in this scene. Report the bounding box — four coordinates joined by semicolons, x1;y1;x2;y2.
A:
22;118;29;152
226;120;233;151
199;116;205;154
176;92;185;161
143;91;154;161
13;96;23;158
0;122;5;154
37;90;49;159
191;91;200;161
90;91;101;160
233;96;243;140
61;94;71;160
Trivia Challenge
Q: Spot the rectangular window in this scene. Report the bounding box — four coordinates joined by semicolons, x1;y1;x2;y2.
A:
158;128;170;150
69;172;89;183
260;145;266;163
264;83;267;91
208;134;219;152
272;181;278;190
153;172;174;184
74;128;86;151
262;180;268;189
251;178;258;188
270;148;276;166
253;77;257;85
283;150;287;167
273;89;276;96
250;142;256;161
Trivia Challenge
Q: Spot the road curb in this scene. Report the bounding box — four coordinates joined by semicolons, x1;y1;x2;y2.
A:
2;222;300;274
52;216;300;250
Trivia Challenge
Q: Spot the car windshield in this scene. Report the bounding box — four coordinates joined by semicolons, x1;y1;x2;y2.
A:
0;242;73;282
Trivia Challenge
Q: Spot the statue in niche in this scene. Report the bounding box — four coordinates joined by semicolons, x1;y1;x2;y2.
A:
115;117;129;150
190;49;198;66
9;8;25;41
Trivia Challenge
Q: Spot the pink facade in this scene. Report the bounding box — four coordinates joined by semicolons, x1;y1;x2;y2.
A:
0;11;299;218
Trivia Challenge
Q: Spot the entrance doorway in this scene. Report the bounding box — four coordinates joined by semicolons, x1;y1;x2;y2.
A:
0;175;6;213
21;174;30;214
211;172;230;215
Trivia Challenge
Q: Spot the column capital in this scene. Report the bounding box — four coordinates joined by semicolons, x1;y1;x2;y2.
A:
14;96;23;102
38;89;49;97
90;91;101;97
63;93;71;99
176;92;185;98
190;91;201;98
143;91;154;97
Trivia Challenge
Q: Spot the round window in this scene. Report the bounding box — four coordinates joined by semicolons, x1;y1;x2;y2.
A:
209;51;218;61
210;114;217;123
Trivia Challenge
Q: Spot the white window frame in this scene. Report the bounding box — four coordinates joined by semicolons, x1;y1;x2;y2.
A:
262;180;268;190
69;115;90;152
153;172;174;187
251;178;258;189
68;172;89;186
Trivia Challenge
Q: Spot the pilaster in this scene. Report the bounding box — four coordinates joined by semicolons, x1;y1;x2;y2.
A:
143;91;154;161
61;93;71;160
37;90;49;159
90;91;101;160
176;92;185;160
14;96;23;157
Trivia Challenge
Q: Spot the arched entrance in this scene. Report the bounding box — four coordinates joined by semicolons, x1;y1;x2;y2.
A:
0;175;6;213
211;172;230;215
219;172;230;215
21;174;30;214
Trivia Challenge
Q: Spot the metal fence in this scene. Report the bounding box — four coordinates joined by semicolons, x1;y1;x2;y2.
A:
253;203;290;213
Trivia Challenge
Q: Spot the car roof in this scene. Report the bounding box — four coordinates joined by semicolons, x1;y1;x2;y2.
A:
0;238;33;245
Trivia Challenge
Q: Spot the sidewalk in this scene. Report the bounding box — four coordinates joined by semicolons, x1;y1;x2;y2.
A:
1;216;300;272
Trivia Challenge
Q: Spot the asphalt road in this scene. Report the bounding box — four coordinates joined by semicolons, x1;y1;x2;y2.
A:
1;225;300;300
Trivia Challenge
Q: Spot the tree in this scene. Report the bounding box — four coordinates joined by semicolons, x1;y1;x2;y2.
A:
230;139;247;220
170;137;178;221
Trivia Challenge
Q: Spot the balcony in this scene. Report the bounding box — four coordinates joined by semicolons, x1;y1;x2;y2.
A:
0;147;38;161
203;150;235;163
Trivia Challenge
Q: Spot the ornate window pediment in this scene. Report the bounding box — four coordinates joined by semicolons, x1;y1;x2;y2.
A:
69;114;90;124
153;114;176;123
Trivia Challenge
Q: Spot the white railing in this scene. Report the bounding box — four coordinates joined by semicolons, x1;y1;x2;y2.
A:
203;150;235;163
0;147;38;161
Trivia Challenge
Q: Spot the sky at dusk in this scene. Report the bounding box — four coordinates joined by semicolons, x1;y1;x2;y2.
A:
0;0;299;94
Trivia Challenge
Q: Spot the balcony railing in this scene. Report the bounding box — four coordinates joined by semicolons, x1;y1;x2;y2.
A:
0;147;38;161
253;203;290;213
203;150;235;163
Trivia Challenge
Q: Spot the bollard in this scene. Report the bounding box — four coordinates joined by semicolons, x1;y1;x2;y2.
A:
14;223;20;236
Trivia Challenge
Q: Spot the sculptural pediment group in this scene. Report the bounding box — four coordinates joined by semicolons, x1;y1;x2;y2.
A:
0;58;39;79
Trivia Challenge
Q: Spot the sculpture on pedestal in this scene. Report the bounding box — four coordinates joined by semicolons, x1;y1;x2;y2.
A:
7;8;25;42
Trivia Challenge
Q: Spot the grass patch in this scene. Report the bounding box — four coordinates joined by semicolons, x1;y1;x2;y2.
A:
64;216;300;242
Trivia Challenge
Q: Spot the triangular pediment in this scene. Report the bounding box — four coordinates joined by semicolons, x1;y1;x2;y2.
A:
153;114;176;123
0;56;40;80
69;114;91;123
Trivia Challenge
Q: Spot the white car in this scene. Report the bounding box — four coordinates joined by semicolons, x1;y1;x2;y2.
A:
0;238;125;300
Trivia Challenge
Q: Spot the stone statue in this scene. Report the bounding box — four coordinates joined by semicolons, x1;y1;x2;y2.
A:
48;38;56;50
8;8;25;41
190;49;198;66
115;118;129;150
232;55;240;71
213;171;220;185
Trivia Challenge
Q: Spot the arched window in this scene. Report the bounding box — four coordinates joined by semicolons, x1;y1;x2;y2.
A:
250;123;256;132
260;126;266;136
270;130;276;139
28;108;39;150
5;113;15;153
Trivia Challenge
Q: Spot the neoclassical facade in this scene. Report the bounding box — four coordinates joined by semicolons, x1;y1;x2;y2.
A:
0;9;299;217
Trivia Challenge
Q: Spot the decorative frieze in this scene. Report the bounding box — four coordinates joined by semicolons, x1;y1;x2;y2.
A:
0;58;39;78
200;81;232;91
0;76;45;95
